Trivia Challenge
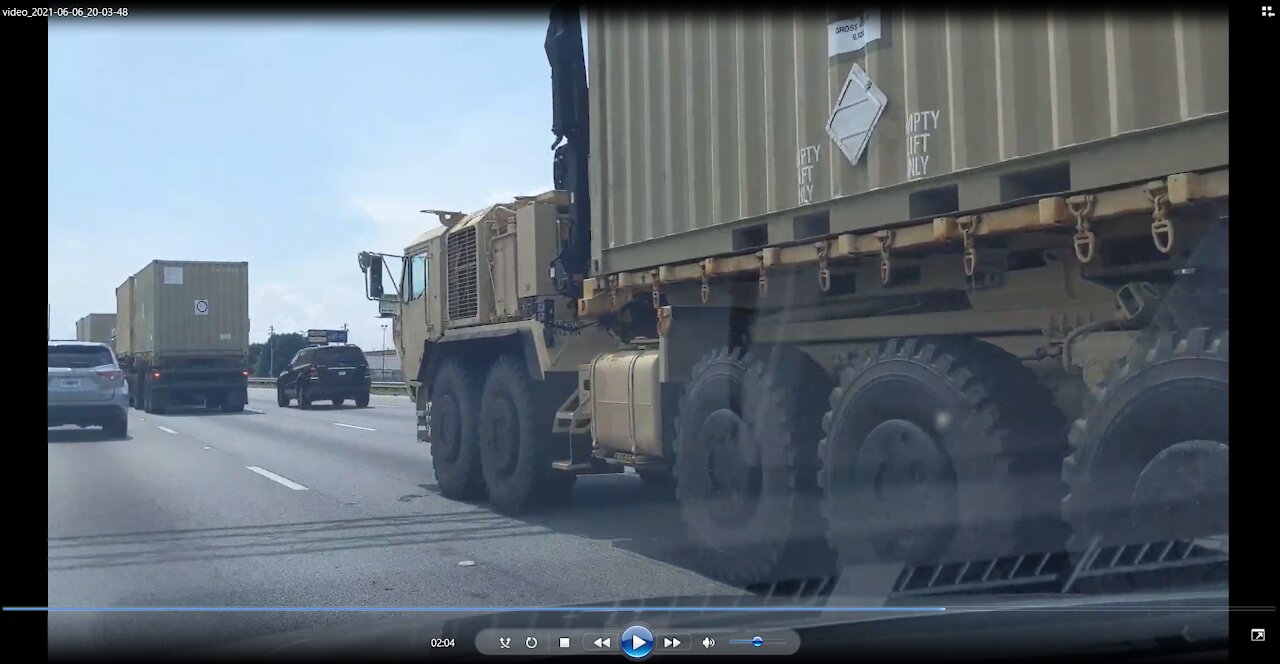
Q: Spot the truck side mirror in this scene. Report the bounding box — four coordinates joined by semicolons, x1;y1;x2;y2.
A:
365;256;384;299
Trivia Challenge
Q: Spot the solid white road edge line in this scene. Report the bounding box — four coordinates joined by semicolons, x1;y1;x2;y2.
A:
333;422;376;432
245;466;309;491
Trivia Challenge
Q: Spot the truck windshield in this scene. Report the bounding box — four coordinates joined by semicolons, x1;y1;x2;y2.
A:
48;346;114;369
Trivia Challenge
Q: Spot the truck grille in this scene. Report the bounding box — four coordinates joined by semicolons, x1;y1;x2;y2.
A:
447;226;479;320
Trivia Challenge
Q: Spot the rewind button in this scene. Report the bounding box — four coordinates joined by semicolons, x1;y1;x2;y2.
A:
583;633;614;651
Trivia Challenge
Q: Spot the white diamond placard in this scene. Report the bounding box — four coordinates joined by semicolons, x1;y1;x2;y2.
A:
826;64;887;168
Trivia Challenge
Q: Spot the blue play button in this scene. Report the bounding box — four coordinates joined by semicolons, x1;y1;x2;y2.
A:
620;624;654;660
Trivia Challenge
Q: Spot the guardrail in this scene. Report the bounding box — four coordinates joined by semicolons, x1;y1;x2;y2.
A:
247;377;409;395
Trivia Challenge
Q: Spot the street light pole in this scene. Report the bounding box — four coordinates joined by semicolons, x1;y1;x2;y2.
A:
381;324;388;376
267;325;274;376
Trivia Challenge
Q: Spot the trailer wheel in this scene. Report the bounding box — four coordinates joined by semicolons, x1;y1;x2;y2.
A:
477;356;572;515
672;347;835;585
430;358;487;500
1062;329;1228;552
145;386;168;415
819;337;1067;566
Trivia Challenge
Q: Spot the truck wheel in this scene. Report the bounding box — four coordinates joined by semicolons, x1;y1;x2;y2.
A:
672;347;834;586
819;337;1067;567
1062;329;1228;553
477;356;569;515
430;358;487;500
146;389;168;415
277;388;290;407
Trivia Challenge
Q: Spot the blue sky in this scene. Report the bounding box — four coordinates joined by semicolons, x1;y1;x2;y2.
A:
48;14;557;351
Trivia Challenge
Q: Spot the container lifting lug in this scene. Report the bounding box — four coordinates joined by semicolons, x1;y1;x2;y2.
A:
815;241;831;292
957;216;979;277
757;253;768;298
875;230;895;285
1146;182;1175;254
1068;194;1097;264
650;269;662;309
700;260;710;304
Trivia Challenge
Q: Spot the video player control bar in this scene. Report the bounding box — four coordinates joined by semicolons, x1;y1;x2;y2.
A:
475;627;800;657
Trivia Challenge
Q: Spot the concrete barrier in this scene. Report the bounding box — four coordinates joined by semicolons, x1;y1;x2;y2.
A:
247;377;409;396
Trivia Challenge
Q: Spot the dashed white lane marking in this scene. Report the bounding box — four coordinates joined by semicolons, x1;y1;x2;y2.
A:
333;422;377;432
245;466;309;491
244;407;264;414
157;426;178;435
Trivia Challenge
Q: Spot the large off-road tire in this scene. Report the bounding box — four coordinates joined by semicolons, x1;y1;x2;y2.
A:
477;356;575;515
672;347;835;586
429;358;487;500
819;337;1068;567
1061;328;1229;552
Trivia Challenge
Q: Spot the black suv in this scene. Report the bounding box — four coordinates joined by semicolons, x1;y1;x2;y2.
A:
277;344;372;409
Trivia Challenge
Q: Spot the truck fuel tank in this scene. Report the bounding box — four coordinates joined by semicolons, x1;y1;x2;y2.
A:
588;348;663;459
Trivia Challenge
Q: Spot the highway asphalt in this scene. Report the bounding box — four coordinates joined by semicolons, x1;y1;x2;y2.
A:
48;388;742;658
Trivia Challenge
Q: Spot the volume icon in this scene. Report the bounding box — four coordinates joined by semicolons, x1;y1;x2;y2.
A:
701;637;716;649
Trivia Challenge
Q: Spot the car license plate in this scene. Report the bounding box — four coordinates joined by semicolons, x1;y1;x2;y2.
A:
60;379;81;389
338;371;347;376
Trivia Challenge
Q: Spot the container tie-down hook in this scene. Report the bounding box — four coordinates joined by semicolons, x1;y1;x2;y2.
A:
876;230;895;285
1146;182;1175;254
1068;194;1097;264
958;215;980;278
815;241;831;292
651;270;662;309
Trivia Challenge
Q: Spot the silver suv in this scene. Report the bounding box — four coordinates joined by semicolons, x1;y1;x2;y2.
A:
48;341;129;438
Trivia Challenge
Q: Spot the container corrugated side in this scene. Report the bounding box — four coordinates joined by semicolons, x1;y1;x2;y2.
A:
115;277;135;354
117;260;250;358
75;314;116;344
586;8;1229;275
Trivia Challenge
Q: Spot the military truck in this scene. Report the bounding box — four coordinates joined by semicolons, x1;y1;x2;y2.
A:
360;7;1228;586
116;260;252;414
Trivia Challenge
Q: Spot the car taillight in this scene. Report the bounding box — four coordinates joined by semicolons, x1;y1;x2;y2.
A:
97;369;123;382
151;371;161;379
309;367;318;377
241;370;250;377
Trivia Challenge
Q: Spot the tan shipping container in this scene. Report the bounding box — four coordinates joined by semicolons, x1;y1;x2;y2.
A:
586;8;1229;275
114;260;250;359
75;313;116;346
